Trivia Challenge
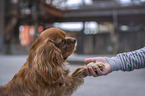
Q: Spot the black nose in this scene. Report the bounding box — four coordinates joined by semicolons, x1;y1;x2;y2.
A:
71;38;76;44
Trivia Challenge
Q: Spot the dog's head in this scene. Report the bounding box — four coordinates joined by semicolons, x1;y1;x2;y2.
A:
32;28;76;60
27;28;77;85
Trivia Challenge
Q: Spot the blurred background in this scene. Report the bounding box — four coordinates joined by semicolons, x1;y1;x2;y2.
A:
0;0;145;96
0;0;145;55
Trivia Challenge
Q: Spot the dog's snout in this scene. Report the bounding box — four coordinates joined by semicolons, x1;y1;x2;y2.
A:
71;38;76;44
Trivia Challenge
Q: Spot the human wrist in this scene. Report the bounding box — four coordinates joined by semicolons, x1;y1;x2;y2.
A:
105;56;122;71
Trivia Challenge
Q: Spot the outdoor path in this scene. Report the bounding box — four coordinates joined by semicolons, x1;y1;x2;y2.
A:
0;55;145;96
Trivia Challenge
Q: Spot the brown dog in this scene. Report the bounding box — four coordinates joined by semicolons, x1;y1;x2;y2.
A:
0;28;84;96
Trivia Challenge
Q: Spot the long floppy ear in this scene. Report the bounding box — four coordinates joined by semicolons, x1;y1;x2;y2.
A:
33;38;64;85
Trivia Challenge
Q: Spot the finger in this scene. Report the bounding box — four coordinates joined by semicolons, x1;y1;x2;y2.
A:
88;67;98;77
84;67;91;76
84;58;97;63
95;66;103;76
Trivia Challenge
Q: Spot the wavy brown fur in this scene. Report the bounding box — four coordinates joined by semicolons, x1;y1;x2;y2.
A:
0;28;84;96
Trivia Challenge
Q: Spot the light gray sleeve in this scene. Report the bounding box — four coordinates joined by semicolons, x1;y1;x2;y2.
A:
106;57;122;71
106;47;145;71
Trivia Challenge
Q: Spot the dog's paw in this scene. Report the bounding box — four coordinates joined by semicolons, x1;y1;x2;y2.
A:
72;66;85;78
87;62;105;71
72;62;105;78
83;62;105;75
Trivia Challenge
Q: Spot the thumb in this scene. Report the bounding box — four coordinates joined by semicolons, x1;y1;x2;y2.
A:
84;58;97;63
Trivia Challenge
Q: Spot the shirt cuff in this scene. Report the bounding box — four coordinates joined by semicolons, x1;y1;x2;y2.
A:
105;56;122;71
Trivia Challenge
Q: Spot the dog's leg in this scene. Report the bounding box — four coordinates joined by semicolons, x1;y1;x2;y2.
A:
64;67;84;96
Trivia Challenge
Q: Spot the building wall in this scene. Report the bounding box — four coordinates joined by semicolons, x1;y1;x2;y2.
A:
76;31;145;54
118;31;145;53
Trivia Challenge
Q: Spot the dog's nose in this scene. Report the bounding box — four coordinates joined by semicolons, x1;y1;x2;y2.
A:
71;38;76;44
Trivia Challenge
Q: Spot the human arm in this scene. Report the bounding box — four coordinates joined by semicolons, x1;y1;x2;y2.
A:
110;47;145;71
84;47;145;77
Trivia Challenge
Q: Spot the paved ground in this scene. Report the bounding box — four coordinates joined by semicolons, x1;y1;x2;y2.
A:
0;55;145;96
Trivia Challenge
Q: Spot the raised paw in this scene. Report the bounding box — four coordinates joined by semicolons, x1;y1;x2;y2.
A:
72;66;85;77
72;62;105;78
87;62;105;71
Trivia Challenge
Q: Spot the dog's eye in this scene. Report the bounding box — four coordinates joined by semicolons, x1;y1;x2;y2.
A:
59;40;64;44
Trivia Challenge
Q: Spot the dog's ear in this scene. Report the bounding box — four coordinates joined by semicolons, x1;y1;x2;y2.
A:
33;38;64;85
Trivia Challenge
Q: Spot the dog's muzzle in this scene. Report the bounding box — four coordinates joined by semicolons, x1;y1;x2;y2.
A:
71;38;76;44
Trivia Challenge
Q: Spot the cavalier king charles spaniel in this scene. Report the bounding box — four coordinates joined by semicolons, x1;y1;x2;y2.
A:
0;28;84;96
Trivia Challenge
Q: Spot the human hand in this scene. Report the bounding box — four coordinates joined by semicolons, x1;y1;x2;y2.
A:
84;57;112;77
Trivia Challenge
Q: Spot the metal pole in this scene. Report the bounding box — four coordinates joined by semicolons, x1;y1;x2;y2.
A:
0;0;5;53
80;22;85;54
32;0;39;41
112;9;119;54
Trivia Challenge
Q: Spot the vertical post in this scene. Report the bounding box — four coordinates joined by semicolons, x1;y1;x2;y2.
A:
32;0;39;41
113;9;118;30
80;22;85;54
34;23;39;40
0;0;5;53
112;9;119;54
82;0;85;5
